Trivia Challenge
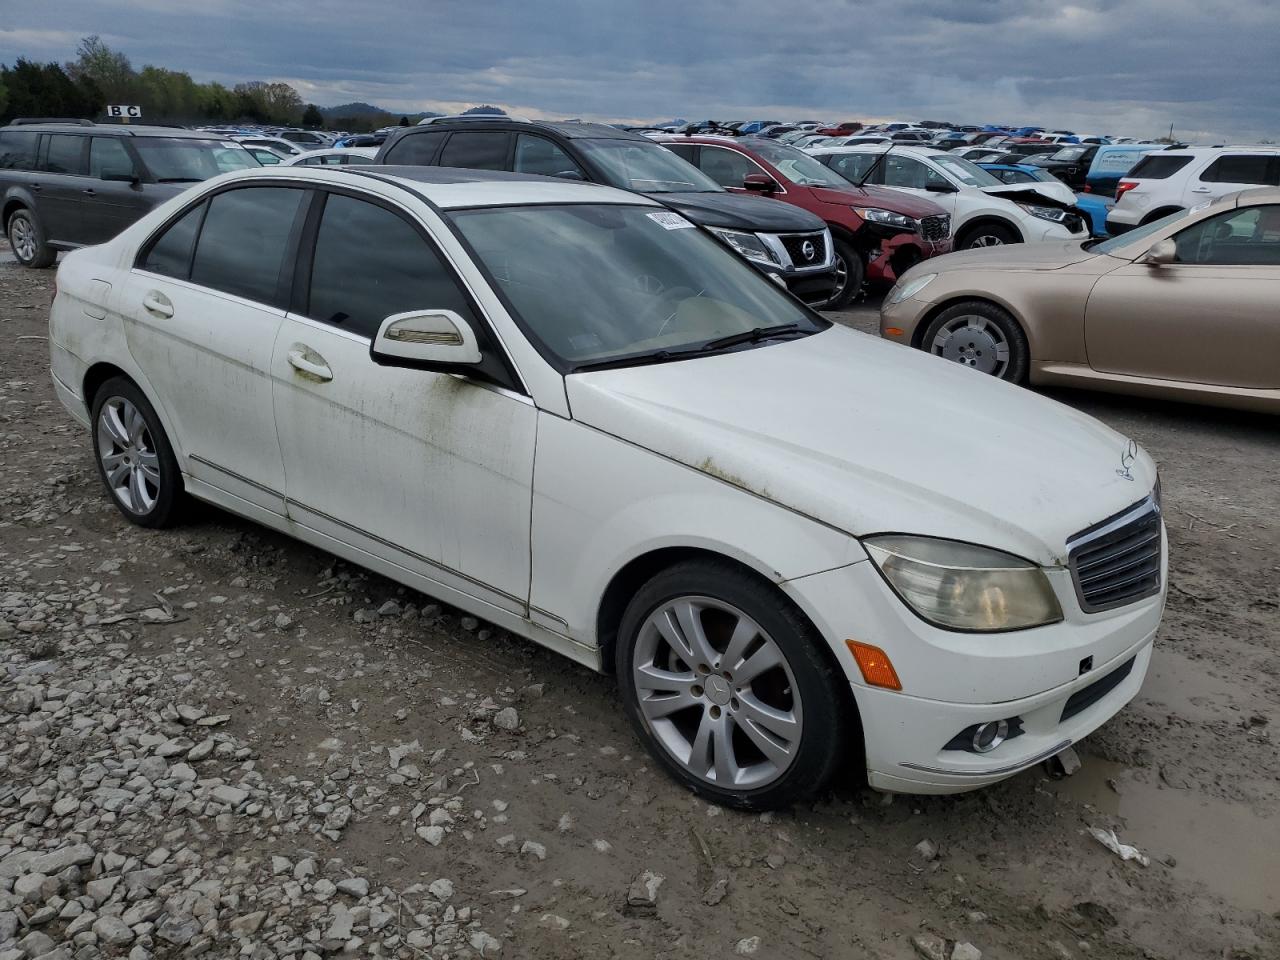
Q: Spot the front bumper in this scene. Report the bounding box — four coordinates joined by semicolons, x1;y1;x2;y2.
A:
867;234;953;285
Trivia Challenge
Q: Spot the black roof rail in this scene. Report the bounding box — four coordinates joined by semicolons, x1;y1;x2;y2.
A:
8;117;95;126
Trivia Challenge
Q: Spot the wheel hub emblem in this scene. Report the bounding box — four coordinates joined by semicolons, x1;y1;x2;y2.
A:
800;240;816;261
704;675;732;706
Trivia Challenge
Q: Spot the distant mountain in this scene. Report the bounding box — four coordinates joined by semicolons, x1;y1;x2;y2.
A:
319;101;442;122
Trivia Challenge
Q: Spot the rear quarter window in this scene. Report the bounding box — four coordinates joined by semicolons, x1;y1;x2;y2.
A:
0;131;39;170
1199;155;1276;185
1126;155;1193;179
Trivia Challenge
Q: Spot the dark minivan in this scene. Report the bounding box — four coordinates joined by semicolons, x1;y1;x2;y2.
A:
374;120;838;306
1;121;258;267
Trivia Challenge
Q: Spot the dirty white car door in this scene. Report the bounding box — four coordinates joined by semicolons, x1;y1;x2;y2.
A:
269;188;537;615
123;184;308;514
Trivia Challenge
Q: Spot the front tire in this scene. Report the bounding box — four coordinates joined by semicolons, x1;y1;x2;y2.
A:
90;377;185;528
6;208;56;269
958;222;1018;250
820;238;865;310
920;300;1029;383
615;559;850;810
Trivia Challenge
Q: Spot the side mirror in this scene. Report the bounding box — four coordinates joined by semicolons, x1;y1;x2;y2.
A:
742;173;778;193
1141;238;1177;266
370;309;483;369
101;168;140;184
925;181;958;193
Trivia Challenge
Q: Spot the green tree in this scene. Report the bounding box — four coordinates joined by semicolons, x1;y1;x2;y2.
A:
233;80;303;124
0;59;101;121
65;35;134;104
302;103;324;128
398;115;409;126
0;77;8;118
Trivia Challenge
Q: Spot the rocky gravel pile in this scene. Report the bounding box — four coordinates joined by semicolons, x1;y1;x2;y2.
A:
1;582;504;959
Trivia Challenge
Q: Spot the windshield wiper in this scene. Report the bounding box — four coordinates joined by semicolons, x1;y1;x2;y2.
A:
702;323;804;351
571;346;709;373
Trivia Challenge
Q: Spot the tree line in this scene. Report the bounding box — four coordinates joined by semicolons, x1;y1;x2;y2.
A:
2;36;338;130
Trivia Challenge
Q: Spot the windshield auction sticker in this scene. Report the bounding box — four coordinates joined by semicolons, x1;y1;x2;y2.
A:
647;211;695;230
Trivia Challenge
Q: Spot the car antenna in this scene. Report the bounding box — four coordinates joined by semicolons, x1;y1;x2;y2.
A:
856;143;892;187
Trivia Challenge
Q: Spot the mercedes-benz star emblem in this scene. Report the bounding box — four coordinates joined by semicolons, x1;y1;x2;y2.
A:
1116;438;1138;481
800;240;816;261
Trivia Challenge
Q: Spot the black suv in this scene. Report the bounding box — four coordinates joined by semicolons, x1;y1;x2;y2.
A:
374;120;837;305
0;121;258;268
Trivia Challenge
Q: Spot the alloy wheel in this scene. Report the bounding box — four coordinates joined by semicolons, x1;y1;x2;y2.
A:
631;596;803;790
9;216;37;262
968;234;1005;248
931;314;1011;377
96;397;162;515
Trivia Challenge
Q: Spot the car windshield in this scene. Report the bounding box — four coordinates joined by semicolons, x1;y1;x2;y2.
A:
1049;146;1089;161
1090;210;1189;256
449;204;824;368
744;140;851;187
930;154;1001;187
133;138;259;181
577;139;721;193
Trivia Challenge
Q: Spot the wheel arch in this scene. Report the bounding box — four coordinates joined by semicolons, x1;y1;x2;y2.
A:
3;194;33;229
81;361;188;463
910;294;1029;350
955;215;1023;247
1141;206;1183;225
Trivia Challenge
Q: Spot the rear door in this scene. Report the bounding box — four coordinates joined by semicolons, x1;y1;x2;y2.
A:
36;133;90;244
1085;203;1280;389
81;136;150;244
1182;153;1279;207
121;184;308;514
436;131;513;171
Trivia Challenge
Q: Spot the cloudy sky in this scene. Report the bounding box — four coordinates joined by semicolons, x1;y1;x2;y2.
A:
2;0;1276;141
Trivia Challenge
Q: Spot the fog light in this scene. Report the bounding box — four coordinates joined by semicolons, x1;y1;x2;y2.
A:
972;719;1009;753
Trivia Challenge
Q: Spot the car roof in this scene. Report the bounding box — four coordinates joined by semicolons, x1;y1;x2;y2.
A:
216;164;652;209
1159;145;1280;156
1;123;224;140
395;119;649;142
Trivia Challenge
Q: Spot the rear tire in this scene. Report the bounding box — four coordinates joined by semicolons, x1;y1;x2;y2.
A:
958;222;1018;250
615;559;851;810
920;300;1029;383
6;208;56;269
90;377;185;528
820;238;865;310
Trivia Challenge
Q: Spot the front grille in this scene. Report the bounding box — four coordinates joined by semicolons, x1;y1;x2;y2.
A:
779;232;827;268
1063;214;1086;234
920;214;950;242
1067;495;1162;613
1060;656;1135;722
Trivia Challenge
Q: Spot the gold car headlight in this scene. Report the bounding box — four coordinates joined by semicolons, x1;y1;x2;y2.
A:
864;535;1063;632
886;273;936;305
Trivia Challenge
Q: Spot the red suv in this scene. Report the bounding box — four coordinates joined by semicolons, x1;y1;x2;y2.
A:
657;135;952;307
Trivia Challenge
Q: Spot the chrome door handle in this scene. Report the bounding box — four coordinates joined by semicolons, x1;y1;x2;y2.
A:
1190;187;1211;194
287;347;333;382
82;188;97;196
142;291;174;318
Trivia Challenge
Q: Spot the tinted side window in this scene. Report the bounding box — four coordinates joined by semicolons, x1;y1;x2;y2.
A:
699;147;755;188
382;131;446;165
663;143;696;163
1199;155;1274;185
1127;155;1193;179
824;153;878;182
439;132;511;171
1174;206;1280;266
43;135;88;175
513;134;584;178
0;131;39;170
190;187;304;304
89;137;135;178
306;193;478;339
140;201;206;279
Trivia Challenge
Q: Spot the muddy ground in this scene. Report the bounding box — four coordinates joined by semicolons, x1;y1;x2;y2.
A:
1;244;1277;960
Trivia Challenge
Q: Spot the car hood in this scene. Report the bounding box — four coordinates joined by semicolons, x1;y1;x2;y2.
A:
808;183;948;219
980;180;1078;206
565;326;1156;567
653;191;826;232
926;238;1096;272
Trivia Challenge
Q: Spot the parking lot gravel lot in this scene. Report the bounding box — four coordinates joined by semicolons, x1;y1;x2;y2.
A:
2;245;1277;960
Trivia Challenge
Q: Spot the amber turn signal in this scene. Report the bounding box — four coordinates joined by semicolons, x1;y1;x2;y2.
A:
847;640;902;691
883;327;905;337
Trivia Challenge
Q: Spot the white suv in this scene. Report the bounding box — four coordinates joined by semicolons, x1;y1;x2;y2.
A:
808;145;1086;249
1107;146;1280;235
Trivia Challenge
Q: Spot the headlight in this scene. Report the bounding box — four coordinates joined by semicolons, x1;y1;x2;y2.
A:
854;207;918;231
887;273;936;305
864;535;1063;632
1017;202;1070;224
708;228;780;266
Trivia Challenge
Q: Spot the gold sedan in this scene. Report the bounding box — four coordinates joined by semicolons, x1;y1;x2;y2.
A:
879;189;1280;413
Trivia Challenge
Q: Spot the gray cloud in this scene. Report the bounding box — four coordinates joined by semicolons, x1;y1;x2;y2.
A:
1;0;1275;141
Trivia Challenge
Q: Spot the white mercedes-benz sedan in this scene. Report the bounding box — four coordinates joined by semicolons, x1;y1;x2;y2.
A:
48;165;1166;808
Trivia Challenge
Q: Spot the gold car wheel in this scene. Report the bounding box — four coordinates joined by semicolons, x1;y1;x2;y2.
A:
931;315;1011;378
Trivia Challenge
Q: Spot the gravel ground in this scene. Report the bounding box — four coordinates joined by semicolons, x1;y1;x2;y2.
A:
2;247;1278;960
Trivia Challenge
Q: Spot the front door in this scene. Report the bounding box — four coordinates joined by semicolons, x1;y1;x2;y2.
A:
270;189;536;612
81;136;151;244
121;184;308;513
1085;203;1280;389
